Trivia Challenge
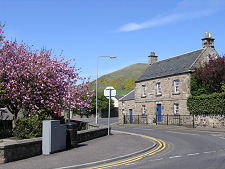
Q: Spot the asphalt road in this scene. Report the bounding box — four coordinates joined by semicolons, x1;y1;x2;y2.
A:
96;118;225;169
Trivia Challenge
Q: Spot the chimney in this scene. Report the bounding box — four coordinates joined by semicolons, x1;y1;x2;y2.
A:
148;52;158;65
201;31;215;49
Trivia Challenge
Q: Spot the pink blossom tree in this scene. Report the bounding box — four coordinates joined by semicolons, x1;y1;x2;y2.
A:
0;24;94;118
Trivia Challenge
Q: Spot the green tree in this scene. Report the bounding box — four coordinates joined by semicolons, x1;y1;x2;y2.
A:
190;55;225;96
75;92;114;117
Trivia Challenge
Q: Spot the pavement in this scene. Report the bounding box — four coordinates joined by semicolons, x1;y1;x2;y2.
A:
0;130;155;169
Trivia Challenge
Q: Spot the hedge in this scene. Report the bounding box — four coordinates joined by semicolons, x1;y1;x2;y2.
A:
187;92;225;115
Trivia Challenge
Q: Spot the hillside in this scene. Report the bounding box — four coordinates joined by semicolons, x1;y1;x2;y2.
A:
90;63;149;96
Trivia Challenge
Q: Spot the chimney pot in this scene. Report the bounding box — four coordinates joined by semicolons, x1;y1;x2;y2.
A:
202;31;215;48
148;51;158;65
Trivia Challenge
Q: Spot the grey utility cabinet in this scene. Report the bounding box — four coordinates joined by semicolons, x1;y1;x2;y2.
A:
42;120;66;155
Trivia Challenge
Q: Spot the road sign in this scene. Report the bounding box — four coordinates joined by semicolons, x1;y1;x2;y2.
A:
104;86;116;98
104;86;116;135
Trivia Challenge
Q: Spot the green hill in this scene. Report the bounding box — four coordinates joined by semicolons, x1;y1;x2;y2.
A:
90;63;149;96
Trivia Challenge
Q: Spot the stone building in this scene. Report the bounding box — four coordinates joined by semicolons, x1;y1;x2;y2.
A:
119;31;218;124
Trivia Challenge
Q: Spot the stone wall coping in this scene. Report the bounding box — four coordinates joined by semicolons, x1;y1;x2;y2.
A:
0;137;42;149
78;126;108;134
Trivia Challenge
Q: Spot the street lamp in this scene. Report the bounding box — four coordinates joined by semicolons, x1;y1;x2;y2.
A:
96;56;117;124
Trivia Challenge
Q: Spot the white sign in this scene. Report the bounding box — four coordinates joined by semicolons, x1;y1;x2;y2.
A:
104;86;116;98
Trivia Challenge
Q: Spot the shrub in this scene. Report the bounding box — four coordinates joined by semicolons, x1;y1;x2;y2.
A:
190;55;225;96
13;110;51;139
187;92;225;115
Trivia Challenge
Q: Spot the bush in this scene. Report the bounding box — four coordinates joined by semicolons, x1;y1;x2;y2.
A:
190;55;225;96
13;110;51;139
187;92;225;115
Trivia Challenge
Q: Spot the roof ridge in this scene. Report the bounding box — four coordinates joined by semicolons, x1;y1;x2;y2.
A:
153;48;203;65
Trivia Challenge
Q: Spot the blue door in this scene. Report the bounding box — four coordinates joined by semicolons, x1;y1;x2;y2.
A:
157;104;162;122
129;109;133;123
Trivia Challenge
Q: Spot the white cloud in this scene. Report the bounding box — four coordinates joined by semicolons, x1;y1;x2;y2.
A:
117;0;223;32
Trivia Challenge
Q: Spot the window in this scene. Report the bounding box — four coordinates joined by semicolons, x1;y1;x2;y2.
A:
142;105;146;116
122;102;125;107
174;103;179;115
142;85;146;97
156;82;162;95
174;80;179;93
122;109;126;115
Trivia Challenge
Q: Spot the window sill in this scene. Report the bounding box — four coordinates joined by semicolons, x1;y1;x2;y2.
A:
172;92;180;95
156;93;162;96
141;95;146;98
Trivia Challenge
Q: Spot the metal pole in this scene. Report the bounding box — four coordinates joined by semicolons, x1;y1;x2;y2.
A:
96;57;99;124
167;114;168;125
108;89;111;135
68;95;71;122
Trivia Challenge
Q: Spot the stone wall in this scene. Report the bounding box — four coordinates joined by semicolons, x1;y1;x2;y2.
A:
0;126;108;163
194;115;225;128
153;114;225;128
192;47;218;68
0;138;42;163
77;126;109;143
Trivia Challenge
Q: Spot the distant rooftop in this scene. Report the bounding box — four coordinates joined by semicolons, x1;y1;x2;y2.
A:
119;90;135;101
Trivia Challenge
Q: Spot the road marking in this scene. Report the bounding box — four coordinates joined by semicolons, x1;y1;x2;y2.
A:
132;128;153;131
187;153;200;156
90;130;167;169
125;162;137;166
169;156;182;159
219;137;225;140
149;158;164;161
166;131;200;136
203;151;216;154
211;134;225;137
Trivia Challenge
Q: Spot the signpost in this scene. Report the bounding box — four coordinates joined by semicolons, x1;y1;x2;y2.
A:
104;87;116;135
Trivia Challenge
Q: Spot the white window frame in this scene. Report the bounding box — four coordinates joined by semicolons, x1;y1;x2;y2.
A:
174;103;179;115
156;82;162;95
142;84;146;97
142;105;146;116
174;80;179;93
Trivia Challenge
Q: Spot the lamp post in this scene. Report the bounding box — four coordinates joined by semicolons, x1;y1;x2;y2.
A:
96;56;116;124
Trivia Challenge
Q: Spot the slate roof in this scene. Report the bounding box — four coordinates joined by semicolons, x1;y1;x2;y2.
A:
119;90;135;101
115;96;123;100
136;49;204;82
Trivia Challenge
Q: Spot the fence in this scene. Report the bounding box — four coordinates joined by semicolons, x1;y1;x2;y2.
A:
123;114;195;127
123;115;148;124
156;114;195;128
124;114;225;128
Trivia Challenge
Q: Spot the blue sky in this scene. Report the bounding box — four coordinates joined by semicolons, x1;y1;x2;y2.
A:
1;0;225;81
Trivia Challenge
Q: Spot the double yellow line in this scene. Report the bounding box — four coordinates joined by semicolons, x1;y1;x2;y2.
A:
89;130;166;169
